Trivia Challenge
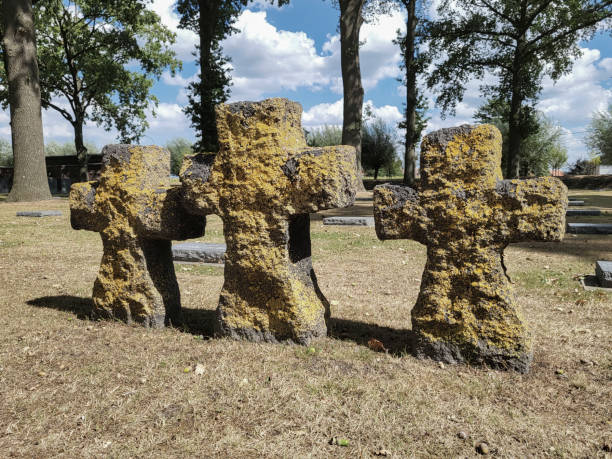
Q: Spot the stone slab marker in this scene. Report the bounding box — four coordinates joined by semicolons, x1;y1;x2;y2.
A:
181;98;358;344
374;125;567;372
70;145;205;327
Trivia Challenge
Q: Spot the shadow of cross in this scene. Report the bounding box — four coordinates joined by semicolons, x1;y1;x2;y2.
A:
70;145;205;327
180;98;359;345
374;125;567;373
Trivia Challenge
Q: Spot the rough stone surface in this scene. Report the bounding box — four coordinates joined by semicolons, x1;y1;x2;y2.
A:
567;223;612;234
16;210;62;217
70;145;205;327
181;98;358;344
568;200;584;206
172;242;226;264
322;216;374;226
566;209;601;216
374;124;567;373
595;261;612;288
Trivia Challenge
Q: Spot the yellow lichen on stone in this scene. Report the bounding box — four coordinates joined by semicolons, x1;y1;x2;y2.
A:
374;124;567;373
69;144;205;328
180;98;358;344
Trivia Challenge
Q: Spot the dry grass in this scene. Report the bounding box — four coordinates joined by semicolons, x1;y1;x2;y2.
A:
0;191;611;458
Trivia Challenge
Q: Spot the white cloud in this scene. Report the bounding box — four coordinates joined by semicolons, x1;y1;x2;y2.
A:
149;0;198;62
224;9;404;101
538;48;611;125
224;10;333;101
0;111;10;137
302;98;403;130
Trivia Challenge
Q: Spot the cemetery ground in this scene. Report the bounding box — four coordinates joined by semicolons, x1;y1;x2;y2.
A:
0;191;611;457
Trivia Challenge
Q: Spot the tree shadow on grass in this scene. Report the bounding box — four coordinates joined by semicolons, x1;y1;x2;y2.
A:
26;296;414;354
26;295;218;338
328;317;415;356
180;307;216;338
27;295;93;320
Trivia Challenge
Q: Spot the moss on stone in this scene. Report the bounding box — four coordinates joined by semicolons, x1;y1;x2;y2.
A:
181;98;359;344
69;145;205;327
374;124;567;372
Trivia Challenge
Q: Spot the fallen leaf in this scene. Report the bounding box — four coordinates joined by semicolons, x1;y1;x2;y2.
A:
368;338;387;353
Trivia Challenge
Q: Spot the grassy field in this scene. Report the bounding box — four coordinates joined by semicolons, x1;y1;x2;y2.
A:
0;190;610;457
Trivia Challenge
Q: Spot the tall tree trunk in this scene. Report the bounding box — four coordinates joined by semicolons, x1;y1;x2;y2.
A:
506;39;524;179
403;0;417;186
73;118;88;181
199;0;219;152
2;0;51;201
339;0;365;190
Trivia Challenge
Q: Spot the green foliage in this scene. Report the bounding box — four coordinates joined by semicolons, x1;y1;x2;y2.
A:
475;99;568;176
45;141;98;157
585;106;612;164
165;138;194;175
361;118;398;179
0;0;180;148
177;0;289;152
568;157;601;175
305;125;343;147
0;138;12;167
426;0;612;177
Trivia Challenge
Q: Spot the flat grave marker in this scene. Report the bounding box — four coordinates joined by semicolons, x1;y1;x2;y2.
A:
567;223;612;234
16;210;62;217
172;242;226;264
322;216;374;226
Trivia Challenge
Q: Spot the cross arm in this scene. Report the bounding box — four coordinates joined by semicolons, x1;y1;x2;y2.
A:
134;185;206;241
495;177;567;243
373;184;429;244
179;153;220;216
282;146;359;214
69;181;106;232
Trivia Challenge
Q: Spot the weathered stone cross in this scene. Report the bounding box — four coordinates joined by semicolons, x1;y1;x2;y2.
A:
180;98;359;344
374;125;567;372
70;145;205;327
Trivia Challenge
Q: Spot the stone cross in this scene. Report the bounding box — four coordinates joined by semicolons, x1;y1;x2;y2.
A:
374;125;567;373
70;145;205;327
180;98;359;345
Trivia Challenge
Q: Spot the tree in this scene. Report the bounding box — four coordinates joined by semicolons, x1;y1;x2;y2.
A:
475;98;568;177
361;117;398;180
585;106;612;164
0;0;51;201
28;0;179;180
45;140;98;156
177;0;288;152
426;0;612;178
394;0;429;185
0;137;13;167
305;125;343;147
165;137;193;175
568;157;600;175
338;0;366;178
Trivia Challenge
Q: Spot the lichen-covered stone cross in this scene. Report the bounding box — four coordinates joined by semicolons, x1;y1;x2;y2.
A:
374;125;567;372
70;145;205;327
180;98;359;344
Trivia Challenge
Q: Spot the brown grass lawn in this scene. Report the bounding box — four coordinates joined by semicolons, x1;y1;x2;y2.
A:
0;191;611;457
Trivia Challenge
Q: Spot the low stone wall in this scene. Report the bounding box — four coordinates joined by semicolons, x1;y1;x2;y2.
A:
560;174;612;190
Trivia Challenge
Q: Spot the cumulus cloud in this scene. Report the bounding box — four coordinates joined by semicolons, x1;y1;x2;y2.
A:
149;0;198;62
224;9;405;101
302;98;403;130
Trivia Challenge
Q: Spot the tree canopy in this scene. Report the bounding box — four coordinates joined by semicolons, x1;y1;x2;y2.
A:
1;0;180;178
361;117;398;180
426;0;612;178
475;98;568;177
177;0;289;152
585;105;612;164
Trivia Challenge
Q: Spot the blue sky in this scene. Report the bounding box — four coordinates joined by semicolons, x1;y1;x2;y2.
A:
1;0;611;166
